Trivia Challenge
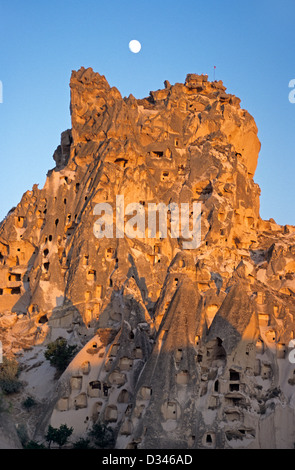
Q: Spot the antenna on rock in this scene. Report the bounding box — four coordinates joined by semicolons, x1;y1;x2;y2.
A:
214;66;216;81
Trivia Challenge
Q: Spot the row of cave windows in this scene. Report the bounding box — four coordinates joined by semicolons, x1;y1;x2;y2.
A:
0;269;141;296
15;205;82;232
0;270;28;294
81;368;240;397
126;436;212;451
0;273;22;282
85;257;186;282
113;158;182;181
126;430;248;450
15;178;212;235
15;182;81;223
0;268;33;294
0;286;21;295
113;145;181;167
69;375;247;432
0;248;28;265
85;249;186;262
71;398;241;443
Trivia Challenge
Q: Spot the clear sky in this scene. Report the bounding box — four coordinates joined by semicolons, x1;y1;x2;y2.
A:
0;0;294;225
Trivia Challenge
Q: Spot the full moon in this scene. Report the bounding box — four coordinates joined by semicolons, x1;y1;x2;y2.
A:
129;40;141;53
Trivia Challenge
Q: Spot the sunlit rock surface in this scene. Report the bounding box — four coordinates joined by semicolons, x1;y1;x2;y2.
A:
0;67;295;449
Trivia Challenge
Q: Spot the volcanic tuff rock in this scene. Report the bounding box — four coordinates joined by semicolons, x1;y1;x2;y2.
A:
1;67;295;449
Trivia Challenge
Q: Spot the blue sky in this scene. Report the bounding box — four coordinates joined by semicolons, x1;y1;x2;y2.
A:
0;0;294;225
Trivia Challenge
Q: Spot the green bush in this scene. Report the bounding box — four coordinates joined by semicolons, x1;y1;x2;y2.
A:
0;357;22;394
22;396;36;409
88;423;115;448
45;424;73;448
44;338;77;373
72;438;92;449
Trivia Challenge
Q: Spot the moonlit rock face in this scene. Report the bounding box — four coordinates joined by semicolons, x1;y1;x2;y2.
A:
129;39;141;53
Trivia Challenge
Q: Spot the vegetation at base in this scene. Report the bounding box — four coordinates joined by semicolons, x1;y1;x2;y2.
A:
0;356;22;395
22;422;116;449
45;424;73;448
22;396;36;409
44;338;78;373
88;423;116;448
24;440;46;449
72;438;92;449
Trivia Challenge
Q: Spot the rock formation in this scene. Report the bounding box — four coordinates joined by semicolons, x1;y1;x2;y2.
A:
1;67;295;449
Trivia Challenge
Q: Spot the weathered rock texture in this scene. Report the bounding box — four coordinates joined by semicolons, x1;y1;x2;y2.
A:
1;67;295;449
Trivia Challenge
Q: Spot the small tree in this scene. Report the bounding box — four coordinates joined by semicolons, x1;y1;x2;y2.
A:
53;424;73;448
22;396;36;410
88;423;115;448
45;424;73;449
44;338;77;373
45;425;57;449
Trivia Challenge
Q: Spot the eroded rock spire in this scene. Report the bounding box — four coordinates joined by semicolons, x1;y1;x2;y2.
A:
0;67;295;449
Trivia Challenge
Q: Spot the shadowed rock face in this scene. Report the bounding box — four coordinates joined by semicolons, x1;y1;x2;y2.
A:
1;67;295;449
